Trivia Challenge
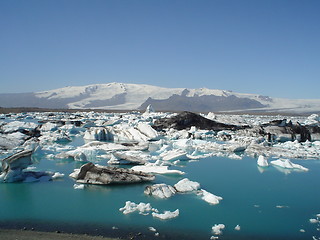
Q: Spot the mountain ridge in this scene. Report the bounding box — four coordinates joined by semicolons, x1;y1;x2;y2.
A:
0;82;319;113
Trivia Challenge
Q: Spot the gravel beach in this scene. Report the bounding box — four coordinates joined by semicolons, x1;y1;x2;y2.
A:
0;229;119;240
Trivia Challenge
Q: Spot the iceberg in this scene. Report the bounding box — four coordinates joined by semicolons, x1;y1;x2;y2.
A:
52;172;65;179
309;218;319;224
160;149;189;161
144;183;177;199
152;209;179;220
119;201;155;215
197;189;223;205
174;178;200;193
234;224;241;231
271;159;309;171
73;184;85;190
257;155;269;167
136;123;159;140
70;162;155;185
83;127;113;141
212;224;225;235
108;151;148;165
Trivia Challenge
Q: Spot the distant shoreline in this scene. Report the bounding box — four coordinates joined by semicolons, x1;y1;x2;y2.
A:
0;107;309;116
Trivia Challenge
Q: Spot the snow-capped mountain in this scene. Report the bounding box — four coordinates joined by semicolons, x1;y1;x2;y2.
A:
0;82;320;113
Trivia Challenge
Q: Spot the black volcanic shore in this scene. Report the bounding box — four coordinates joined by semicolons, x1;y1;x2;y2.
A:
0;229;117;240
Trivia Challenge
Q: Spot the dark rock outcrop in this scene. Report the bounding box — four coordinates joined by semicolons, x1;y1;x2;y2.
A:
261;119;316;142
70;162;155;185
153;111;247;131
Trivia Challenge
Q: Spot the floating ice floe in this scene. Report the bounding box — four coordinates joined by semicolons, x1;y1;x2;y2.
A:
160;149;189;161
0;132;29;150
73;184;85;190
136;123;159;140
152;209;179;220
197;189;223;205
212;224;225;235
257;155;269;167
40;122;59;132
119;201;154;215
310;218;319;224
234;225;241;231
174;178;200;192
38;132;71;143
148;227;157;232
83;127;113;141
119;201;179;220
108;151;148;165
132;164;185;175
1;121;38;133
270;159;309;171
144;183;177;199
70;162;155;185
52;172;65;179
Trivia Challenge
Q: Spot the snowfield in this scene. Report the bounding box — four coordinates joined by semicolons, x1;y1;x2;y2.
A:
0;82;318;112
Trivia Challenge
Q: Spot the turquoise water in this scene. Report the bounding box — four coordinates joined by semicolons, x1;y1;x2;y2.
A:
1;138;320;239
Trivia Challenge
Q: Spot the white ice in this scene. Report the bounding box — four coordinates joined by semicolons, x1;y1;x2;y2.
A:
119;201;154;215
271;159;308;171
197;189;223;205
132;164;185;175
257;155;269;167
152;209;179;220
212;224;225;235
144;183;177;199
174;178;200;193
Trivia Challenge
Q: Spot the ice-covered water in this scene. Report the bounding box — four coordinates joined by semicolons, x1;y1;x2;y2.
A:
1;147;320;239
1;112;320;239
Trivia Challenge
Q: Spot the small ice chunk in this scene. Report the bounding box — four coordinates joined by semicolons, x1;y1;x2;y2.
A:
174;178;200;193
276;205;289;209
210;236;219;240
234;225;241;231
299;229;305;233
73;184;85;190
132;165;185;175
257;155;269;167
310;218;319;224
119;201;154;215
212;224;225;235
148;227;157;232
52;172;65;179
152;209;179;220
197;189;223;205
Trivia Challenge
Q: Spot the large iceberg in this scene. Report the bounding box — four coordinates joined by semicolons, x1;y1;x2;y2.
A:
70;162;155;185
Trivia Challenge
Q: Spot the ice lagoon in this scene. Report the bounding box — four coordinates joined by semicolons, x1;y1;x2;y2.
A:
0;110;320;240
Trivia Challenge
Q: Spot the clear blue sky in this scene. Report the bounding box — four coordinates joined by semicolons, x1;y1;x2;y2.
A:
1;0;319;99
